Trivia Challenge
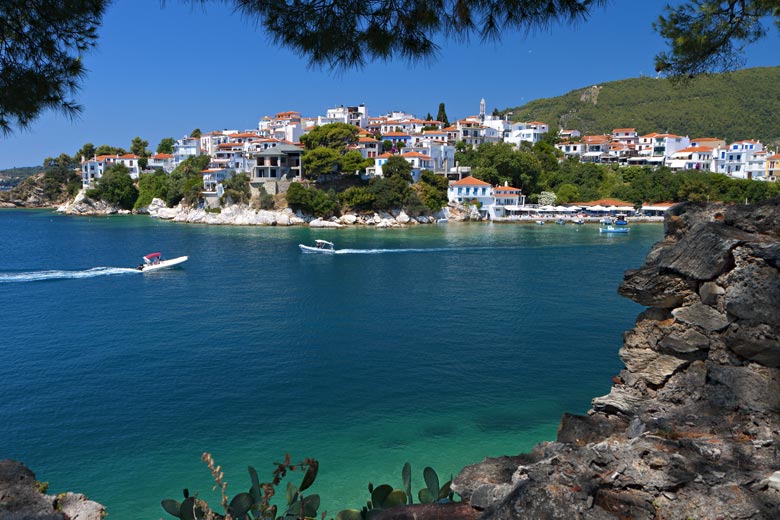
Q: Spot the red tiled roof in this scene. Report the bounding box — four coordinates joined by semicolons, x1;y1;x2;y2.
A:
452;176;490;186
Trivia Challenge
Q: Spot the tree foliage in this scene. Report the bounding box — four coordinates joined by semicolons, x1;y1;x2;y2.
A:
224;1;605;69
507;67;780;144
302;147;342;178
156;137;175;154
222;172;251;204
88;163;138;209
436;102;449;127
654;0;780;78
130;137;150;157
94;144;127;157
134;169;169;209
382;155;413;182
0;0;108;134
300;123;359;149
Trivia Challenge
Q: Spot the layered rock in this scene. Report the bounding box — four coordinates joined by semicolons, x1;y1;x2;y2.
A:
0;460;104;520
453;201;780;519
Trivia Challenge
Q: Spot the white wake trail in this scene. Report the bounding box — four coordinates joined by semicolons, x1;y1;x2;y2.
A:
0;267;140;283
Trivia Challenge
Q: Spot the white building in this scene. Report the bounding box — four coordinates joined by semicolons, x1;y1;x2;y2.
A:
317;104;368;128
503;121;549;146
447;176;494;215
173;136;201;167
712;140;764;179
147;153;175;173
666;146;714;171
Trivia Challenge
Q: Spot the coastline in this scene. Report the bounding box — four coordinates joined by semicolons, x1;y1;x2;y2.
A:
0;194;667;227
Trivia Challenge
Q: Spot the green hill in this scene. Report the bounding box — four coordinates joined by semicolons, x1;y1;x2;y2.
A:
506;67;780;144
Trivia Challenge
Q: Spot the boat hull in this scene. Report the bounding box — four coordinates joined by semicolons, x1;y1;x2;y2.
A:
140;256;188;271
599;227;630;234
299;244;335;254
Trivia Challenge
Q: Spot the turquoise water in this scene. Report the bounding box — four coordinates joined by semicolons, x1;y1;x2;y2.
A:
0;210;662;519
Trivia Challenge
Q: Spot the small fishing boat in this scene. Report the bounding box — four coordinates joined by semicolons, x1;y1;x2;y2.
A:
136;252;188;272
299;239;336;254
556;219;566;225
572;216;585;225
614;213;628;226
535;220;545;225
599;226;630;234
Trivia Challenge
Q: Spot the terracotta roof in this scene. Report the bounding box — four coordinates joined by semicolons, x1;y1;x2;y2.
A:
402;151;432;160
384;132;410;137
612;128;636;133
691;137;722;142
118;154;140;159
151;153;173;159
673;146;713;154
359;137;379;143
495;186;521;192
452;176;490;186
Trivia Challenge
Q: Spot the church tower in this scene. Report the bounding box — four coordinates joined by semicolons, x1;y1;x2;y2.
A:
479;98;486;121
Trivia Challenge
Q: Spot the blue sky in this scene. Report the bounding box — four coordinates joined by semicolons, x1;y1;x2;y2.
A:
0;0;777;169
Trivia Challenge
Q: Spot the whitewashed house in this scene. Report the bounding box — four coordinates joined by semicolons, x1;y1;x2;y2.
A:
173;136;201;167
492;185;525;217
555;141;586;159
317;104;368;128
447;176;494;217
712;140;764;179
504;121;549;147
147;153;175;173
666;146;714;171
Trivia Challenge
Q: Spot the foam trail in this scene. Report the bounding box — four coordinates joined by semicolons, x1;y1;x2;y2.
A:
334;246;509;255
0;267;140;283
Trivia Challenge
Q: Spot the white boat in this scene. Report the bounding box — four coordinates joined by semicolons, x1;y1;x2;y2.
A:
136;252;188;272
572;217;585;225
299;239;336;254
599;226;630;234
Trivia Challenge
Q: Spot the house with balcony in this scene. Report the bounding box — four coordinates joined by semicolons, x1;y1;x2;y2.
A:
504;121;549;147
173;136;201;167
650;134;691;162
147;153;175;173
581;135;611;162
202;168;232;192
766;154;780;182
611;128;639;147
317;104;368;128
492;185;525;218
447;176;494;218
559;129;581;140
402;140;454;174
250;143;303;195
666;146;714;171
712;140;764;179
637;133;659;155
555;141;586;159
354;136;381;159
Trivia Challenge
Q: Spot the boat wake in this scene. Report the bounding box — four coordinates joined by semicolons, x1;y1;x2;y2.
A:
335;247;488;255
0;267;140;283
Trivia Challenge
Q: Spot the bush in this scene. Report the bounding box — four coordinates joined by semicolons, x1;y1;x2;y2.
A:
255;184;275;210
91;164;138;209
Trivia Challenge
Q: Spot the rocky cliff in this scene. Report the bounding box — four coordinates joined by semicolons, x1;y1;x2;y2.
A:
0;460;104;520
452;201;780;519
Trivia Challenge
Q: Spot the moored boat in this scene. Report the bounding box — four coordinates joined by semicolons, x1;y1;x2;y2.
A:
299;239;336;253
599;226;630;234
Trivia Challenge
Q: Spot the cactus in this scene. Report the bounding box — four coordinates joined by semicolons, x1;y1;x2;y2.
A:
401;463;412;505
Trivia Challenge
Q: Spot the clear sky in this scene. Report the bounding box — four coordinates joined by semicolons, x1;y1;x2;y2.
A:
0;0;777;169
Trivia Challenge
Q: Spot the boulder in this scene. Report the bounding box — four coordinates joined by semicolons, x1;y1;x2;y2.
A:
671;303;730;333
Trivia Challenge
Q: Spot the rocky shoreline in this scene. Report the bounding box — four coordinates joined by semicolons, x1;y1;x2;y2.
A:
452;200;780;519
0;460;104;520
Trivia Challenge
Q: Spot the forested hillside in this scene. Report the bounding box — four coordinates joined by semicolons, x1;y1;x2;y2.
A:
506;67;780;144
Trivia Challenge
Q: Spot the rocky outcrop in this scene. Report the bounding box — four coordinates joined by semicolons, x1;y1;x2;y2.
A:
57;190;125;216
0;460;104;520
453;201;780;519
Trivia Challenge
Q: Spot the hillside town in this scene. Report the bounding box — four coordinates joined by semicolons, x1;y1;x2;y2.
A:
76;98;779;219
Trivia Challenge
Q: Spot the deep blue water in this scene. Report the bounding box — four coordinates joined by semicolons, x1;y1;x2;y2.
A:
0;210;662;519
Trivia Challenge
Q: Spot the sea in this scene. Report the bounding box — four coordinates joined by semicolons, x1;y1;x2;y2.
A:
0;209;663;519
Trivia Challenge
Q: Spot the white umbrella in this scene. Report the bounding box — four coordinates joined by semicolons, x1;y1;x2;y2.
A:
589;205;608;212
